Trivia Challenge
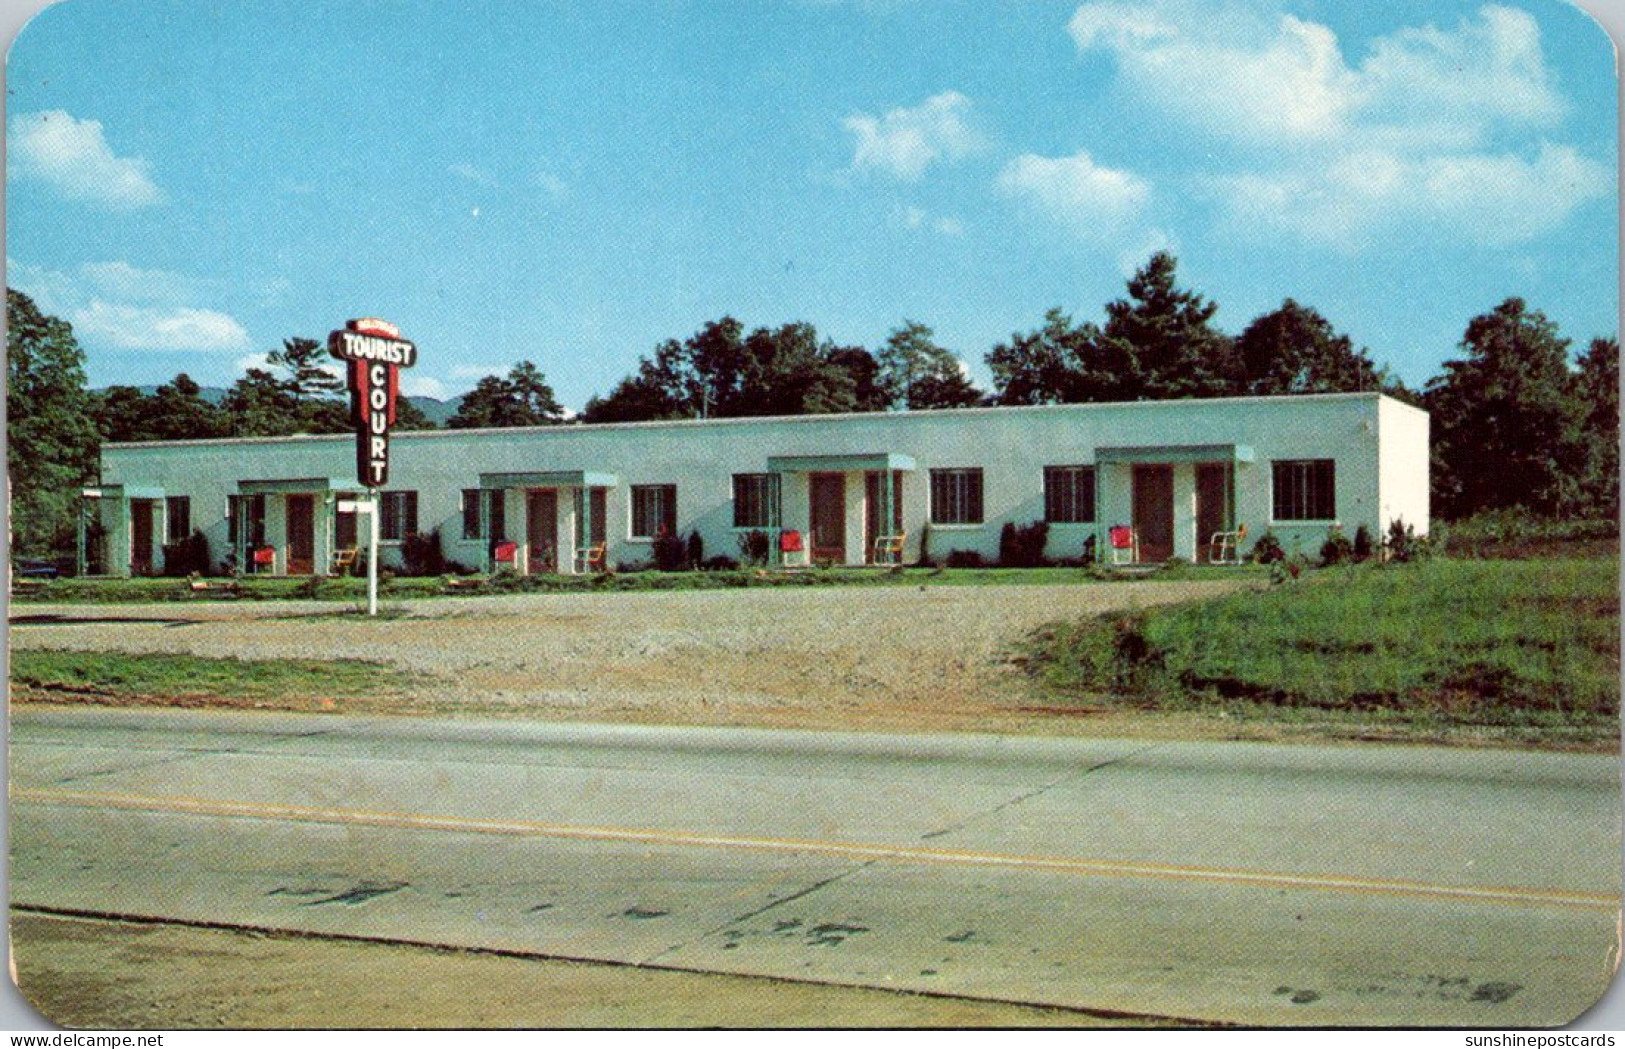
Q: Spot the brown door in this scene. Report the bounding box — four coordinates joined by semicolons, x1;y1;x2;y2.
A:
527;489;558;573
334;493;358;552
1132;465;1175;562
809;472;846;563
286;494;316;575
1195;464;1230;564
130;500;154;576
863;471;904;563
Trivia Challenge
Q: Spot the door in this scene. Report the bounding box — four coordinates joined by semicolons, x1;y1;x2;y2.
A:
809;472;846;563
130;500;154;576
1195;464;1230;564
286;494;316;575
527;489;558;573
334;493;359;553
1132;465;1175;562
863;470;904;564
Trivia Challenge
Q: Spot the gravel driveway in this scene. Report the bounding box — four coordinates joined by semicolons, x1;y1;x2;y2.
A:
12;581;1250;728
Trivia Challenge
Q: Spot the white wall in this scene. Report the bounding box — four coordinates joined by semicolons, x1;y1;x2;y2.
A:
99;393;1419;573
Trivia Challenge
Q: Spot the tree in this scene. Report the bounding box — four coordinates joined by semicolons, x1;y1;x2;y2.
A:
448;361;567;428
268;337;344;399
7;289;99;556
222;368;304;437
1098;251;1237;399
96;373;228;442
876;321;982;410
1424;298;1582;519
580;317;865;423
1573;336;1618;517
825;345;889;412
987;309;1096;406
1234;300;1389;395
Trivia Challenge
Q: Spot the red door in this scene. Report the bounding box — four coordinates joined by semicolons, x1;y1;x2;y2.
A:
809;473;846;564
130;500;154;576
527;489;558;573
1195;464;1229;563
286;495;316;575
1132;465;1174;562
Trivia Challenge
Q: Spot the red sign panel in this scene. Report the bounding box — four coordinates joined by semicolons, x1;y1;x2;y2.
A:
328;319;417;488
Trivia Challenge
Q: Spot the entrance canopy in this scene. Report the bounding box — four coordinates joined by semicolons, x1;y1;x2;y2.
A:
765;452;916;474
82;483;166;500
1096;444;1254;466
477;470;618;489
78;484;167;576
236;477;353;494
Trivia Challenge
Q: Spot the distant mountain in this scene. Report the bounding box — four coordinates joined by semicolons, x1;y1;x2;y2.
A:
98;386;466;427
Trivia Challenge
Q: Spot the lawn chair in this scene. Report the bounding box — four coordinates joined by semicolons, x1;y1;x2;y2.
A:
492;540;520;572
872;531;906;567
779;529;810;568
574;541;607;574
1107;525;1138;565
331;546;359;576
1208;523;1247;566
251;545;276;574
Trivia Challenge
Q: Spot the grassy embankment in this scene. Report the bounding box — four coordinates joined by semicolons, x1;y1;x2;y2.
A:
10;562;1261;603
11;651;415;711
1021;557;1620;747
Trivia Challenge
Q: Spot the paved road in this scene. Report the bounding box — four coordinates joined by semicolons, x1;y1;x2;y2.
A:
10;708;1620;1026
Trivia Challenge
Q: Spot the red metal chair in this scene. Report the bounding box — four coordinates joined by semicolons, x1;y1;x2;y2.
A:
1107;525;1138;565
251;546;276;573
492;540;519;570
779;529;809;567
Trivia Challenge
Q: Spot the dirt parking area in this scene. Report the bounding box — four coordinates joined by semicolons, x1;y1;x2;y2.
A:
11;581;1250;732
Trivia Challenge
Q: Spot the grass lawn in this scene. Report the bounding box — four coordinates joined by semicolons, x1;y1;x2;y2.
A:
11;650;415;710
10;563;1264;604
1021;557;1620;746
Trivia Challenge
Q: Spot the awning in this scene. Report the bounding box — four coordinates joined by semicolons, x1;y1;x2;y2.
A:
237;477;354;494
479;470;618;489
1095;444;1255;466
766;453;917;473
82;484;165;500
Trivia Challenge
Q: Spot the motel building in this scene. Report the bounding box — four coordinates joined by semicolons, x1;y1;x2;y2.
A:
76;391;1428;578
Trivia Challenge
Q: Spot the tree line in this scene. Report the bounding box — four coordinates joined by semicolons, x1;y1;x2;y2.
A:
7;250;1618;556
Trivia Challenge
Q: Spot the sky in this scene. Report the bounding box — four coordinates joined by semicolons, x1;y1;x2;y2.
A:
4;0;1619;410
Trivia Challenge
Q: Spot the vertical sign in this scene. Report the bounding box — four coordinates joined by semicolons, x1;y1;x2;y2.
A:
327;318;418;487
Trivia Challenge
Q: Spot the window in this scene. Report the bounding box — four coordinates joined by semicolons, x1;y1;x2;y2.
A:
226;495;239;546
929;468;983;525
630;484;677;539
164;497;190;543
1272;460;1336;521
733;474;772;529
1044;466;1095;524
461;489;481;541
380;490;419;541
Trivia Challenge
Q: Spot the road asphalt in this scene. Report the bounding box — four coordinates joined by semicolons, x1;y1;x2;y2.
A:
10;707;1621;1026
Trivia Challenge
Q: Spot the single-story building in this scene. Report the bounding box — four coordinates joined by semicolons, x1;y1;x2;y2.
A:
77;391;1428;577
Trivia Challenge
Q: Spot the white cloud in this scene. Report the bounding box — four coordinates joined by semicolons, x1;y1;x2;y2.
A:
234;352;273;373
995;151;1150;239
892;205;966;236
9;258;254;351
79;261;194;303
535;172;569;198
1066;1;1601;249
844;91;983;181
1067;2;1561;150
401;374;451;399
1216;142;1611;249
7;110;162;208
74;301;251;352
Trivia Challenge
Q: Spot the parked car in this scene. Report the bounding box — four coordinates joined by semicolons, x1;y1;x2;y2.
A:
12;558;60;580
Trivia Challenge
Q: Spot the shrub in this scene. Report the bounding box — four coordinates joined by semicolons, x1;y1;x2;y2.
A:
1080;533;1097;565
401;528;448;576
685;530;704;569
652;531;687;572
1250;531;1285;564
945;549;985;568
1319;526;1354;568
703;555;739;571
999;520;1050;568
737;530;770;567
161;530;211;577
1352;524;1374;563
1385;517;1428;563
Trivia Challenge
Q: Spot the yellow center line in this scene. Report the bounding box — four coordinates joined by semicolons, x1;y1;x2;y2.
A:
13;786;1618;913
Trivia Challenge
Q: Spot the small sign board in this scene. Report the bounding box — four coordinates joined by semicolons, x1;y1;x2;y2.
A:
328;318;418;487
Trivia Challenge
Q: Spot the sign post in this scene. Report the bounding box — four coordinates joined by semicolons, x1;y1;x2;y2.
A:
328;318;418;616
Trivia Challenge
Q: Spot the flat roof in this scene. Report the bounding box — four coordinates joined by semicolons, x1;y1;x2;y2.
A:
100;390;1415;452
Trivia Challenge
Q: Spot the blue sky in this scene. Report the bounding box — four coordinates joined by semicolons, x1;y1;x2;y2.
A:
6;0;1618;409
